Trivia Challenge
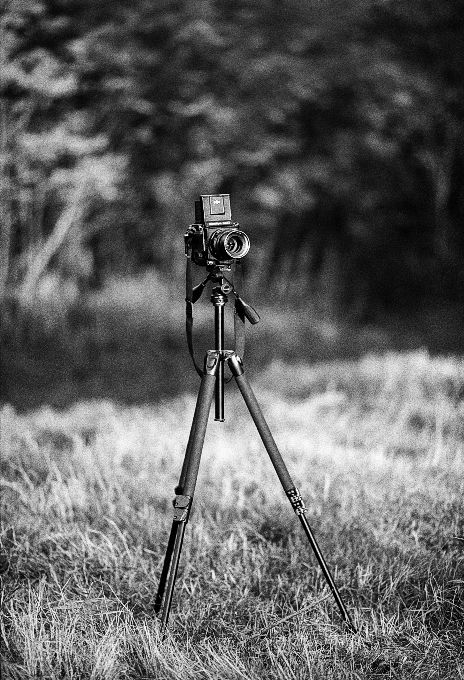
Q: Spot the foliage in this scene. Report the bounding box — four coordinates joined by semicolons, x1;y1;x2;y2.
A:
1;0;464;317
1;352;463;677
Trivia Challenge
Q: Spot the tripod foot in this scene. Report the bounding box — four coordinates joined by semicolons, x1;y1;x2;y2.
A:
155;495;193;625
287;487;355;631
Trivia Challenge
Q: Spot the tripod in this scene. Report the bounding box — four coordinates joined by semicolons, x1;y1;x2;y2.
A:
154;268;354;632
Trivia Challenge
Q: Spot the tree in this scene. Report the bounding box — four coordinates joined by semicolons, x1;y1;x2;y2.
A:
2;0;463;320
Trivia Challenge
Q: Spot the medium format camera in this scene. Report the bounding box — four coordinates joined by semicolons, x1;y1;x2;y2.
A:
185;194;250;267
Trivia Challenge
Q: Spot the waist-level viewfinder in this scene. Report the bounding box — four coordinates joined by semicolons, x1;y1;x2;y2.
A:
185;194;250;267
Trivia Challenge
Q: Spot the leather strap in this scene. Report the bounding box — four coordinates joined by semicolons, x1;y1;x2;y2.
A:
185;258;204;376
233;261;245;361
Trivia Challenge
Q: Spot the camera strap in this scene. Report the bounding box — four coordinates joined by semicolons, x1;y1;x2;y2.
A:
233;261;246;361
185;259;247;378
185;257;204;376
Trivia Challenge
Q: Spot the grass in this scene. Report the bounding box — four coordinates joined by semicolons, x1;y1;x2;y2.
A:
1;350;463;678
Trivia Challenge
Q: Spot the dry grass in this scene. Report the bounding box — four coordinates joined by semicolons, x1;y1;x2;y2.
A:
1;350;463;678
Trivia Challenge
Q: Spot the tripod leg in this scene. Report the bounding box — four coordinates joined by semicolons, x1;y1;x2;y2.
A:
177;347;224;493
227;353;355;631
155;351;219;629
154;521;177;614
155;412;202;613
175;390;201;495
158;500;189;628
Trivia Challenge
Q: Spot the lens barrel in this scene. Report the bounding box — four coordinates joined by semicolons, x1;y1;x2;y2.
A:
210;229;250;260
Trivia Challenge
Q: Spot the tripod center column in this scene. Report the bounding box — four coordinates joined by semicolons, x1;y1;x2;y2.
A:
211;283;228;422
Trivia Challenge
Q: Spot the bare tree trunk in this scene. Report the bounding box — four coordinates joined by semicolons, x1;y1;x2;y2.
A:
422;120;458;262
0;92;12;301
20;182;88;301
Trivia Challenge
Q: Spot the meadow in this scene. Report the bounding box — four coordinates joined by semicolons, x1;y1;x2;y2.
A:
1;350;463;679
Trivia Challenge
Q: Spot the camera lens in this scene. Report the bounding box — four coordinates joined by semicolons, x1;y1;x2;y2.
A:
210;229;250;260
226;233;245;256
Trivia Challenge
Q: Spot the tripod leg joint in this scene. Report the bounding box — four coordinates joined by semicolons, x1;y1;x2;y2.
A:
172;494;193;522
287;487;308;516
204;350;221;375
225;351;244;376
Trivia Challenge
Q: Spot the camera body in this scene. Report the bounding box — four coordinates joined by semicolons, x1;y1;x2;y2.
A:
185;194;250;267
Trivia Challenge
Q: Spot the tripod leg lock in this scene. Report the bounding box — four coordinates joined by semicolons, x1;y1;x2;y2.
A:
172;494;193;522
225;351;244;376
204;350;221;375
287;487;308;516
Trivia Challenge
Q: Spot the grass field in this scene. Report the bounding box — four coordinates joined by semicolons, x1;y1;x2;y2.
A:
1;350;463;678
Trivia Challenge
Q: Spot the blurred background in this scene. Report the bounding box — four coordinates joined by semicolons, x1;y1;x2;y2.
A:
1;0;463;410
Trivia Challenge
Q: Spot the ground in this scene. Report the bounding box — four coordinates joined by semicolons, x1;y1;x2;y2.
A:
1;351;463;678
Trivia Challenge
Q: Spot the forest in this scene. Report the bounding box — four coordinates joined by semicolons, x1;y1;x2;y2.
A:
1;0;464;406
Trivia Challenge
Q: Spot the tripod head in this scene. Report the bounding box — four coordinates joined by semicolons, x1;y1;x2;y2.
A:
191;264;260;324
